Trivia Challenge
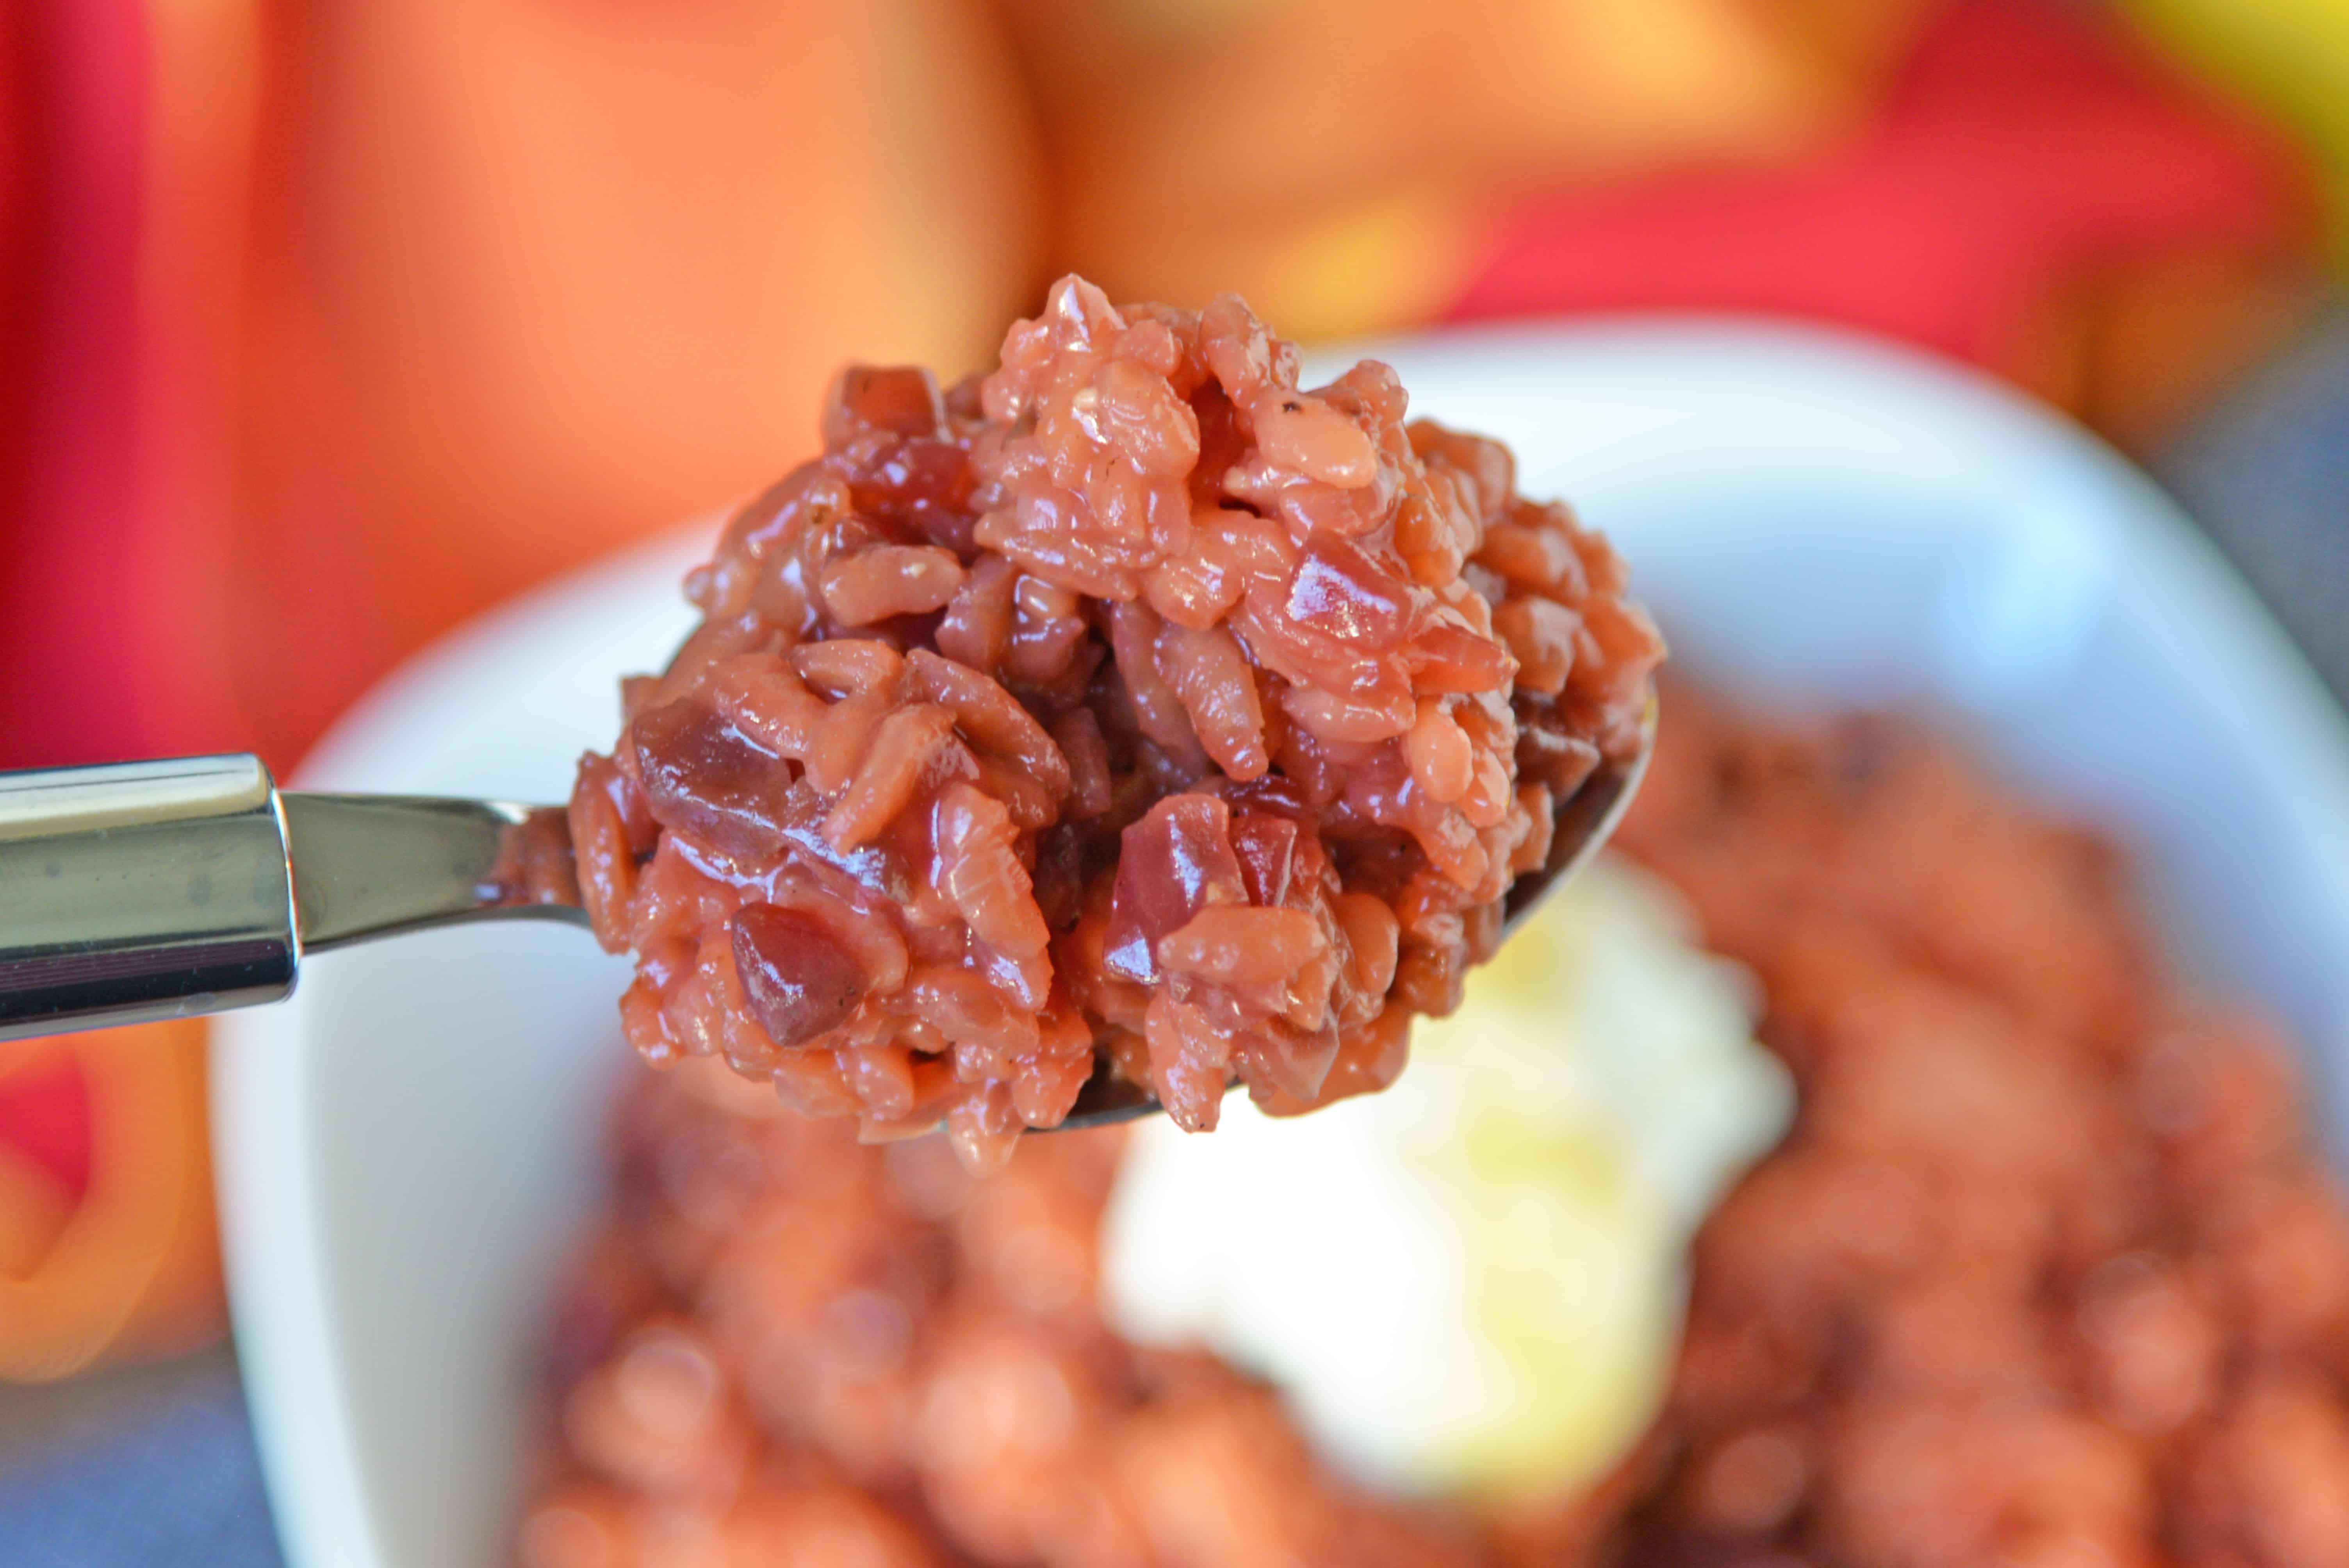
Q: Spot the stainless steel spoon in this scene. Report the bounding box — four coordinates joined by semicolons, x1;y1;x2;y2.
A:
0;699;1654;1130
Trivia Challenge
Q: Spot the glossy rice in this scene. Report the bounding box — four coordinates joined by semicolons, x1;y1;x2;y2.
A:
565;275;1661;1168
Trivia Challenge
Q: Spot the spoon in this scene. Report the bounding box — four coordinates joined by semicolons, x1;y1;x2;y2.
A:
0;698;1654;1130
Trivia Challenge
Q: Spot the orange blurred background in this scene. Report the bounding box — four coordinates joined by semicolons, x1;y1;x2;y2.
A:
0;0;2335;1376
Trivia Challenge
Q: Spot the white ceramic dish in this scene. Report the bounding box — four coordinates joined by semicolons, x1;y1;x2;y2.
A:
216;319;2349;1568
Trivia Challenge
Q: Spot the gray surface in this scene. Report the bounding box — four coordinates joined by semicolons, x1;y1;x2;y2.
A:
0;315;2341;1568
2160;310;2349;713
0;1350;241;1476
0;1351;281;1566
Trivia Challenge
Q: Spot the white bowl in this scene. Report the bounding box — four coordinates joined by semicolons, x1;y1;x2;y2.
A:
215;319;2349;1568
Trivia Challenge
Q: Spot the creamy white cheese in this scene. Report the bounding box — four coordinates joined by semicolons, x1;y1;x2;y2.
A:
1100;854;1793;1500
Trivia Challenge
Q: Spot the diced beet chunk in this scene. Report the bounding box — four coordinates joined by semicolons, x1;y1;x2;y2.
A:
1514;715;1601;798
824;364;947;445
855;437;977;549
880;437;972;506
1228;812;1299;908
1104;794;1247;984
631;699;793;864
731;904;867;1046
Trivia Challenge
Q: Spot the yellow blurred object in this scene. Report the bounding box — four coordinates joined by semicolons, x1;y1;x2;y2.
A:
2122;0;2349;266
0;1025;224;1383
999;0;1947;337
1405;859;1792;1497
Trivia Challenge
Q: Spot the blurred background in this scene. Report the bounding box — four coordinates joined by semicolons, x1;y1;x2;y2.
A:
3;0;2348;1559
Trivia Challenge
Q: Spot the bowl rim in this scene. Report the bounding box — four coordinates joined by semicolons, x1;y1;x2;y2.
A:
214;312;2349;1568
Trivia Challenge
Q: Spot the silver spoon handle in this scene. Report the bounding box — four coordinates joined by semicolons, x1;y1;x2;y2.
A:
0;755;298;1042
0;755;578;1044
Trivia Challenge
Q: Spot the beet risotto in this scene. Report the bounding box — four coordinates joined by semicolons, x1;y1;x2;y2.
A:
565;276;1661;1167
524;691;2349;1568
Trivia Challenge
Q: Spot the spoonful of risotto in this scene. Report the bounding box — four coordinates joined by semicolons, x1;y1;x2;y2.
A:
0;277;1661;1167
